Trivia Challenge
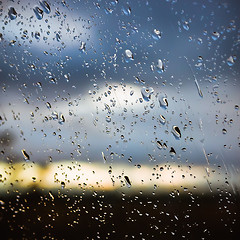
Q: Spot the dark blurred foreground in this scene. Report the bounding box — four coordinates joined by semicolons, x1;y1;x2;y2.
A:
0;190;240;239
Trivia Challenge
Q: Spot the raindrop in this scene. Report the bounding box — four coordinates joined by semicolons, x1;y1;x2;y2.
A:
79;41;86;52
46;102;51;109
156;140;162;149
122;6;131;15
33;7;44;20
227;56;236;66
141;87;154;101
21;149;30;161
211;31;220;41
124;49;134;62
56;33;61;42
40;1;51;14
61;181;65;189
183;21;190;31
158;95;168;109
35;31;41;40
102;152;106;163
106;115;111;122
156;59;164;73
8;7;17;20
159;114;166;125
169;147;176;157
172;125;181;139
222;128;227;134
124;176;131;188
58;113;65;124
152;29;161;40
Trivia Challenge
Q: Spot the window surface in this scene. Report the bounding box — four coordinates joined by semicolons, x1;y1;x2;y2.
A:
0;0;240;239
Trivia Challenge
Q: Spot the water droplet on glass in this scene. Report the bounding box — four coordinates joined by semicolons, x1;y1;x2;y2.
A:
61;181;65;189
141;87;154;101
227;56;236;66
46;102;51;109
169;147;176;157
124;176;131;188
222;128;227;134
156;140;162;149
124;49;134;62
35;31;41;40
8;7;17;20
172;125;181;139
56;33;61;42
79;41;86;52
158;95;168;109
40;1;51;14
152;29;161;40
183;21;190;31
58;113;65;124
106;115;111;122
102;152;106;163
33;7;44;20
156;59;164;73
21;149;30;161
159;114;166;125
211;31;220;41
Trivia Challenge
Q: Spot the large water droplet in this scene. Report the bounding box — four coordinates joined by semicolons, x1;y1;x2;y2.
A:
172;125;181;139
8;7;17;20
141;87;154;101
34;7;44;20
40;1;51;14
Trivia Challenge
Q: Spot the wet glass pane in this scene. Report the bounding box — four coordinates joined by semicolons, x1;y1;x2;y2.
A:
0;0;240;239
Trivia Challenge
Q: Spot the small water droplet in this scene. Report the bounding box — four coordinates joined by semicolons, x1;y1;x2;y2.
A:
169;147;176;157
8;7;17;20
40;1;51;14
158;95;168;109
79;41;86;52
58;113;65;124
122;6;131;15
124;176;131;188
33;7;44;20
141;87;154;101
211;31;220;41
227;56;236;66
159;114;166;124
46;102;51;109
124;49;134;62
156;59;164;73
183;21;190;31
106;115;111;122
172;125;181;139
35;31;41;39
61;181;65;189
56;33;61;42
152;29;161;40
156;140;162;149
21;149;30;161
222;128;227;134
